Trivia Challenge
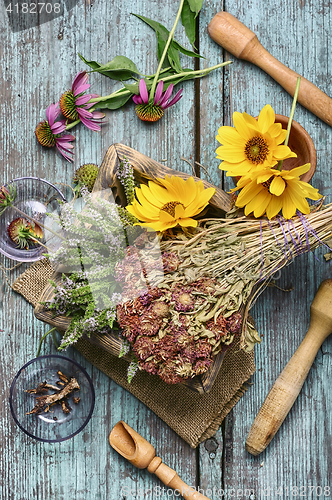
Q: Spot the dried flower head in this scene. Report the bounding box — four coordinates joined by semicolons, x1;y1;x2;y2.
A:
0;184;16;215
133;80;183;122
35;103;75;162
60;71;105;131
7;217;43;249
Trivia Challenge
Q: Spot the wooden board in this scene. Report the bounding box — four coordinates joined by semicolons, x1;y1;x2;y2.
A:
1;0;331;498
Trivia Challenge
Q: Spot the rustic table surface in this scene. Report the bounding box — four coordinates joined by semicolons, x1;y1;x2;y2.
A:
1;0;331;499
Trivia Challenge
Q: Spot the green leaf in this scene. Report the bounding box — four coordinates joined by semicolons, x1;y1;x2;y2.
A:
167;44;182;73
187;0;203;15
79;54;140;81
181;0;196;46
90;56;140;80
97;93;133;110
132;13;203;72
78;53;101;71
122;82;140;94
172;40;203;58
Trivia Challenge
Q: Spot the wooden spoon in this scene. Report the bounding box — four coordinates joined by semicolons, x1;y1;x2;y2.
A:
208;12;332;126
109;421;211;500
245;279;332;456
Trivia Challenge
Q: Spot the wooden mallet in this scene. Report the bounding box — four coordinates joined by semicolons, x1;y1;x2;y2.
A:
208;12;332;126
245;279;332;455
109;421;211;500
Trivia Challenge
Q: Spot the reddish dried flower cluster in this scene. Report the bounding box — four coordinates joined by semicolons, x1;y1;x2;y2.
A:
115;235;242;385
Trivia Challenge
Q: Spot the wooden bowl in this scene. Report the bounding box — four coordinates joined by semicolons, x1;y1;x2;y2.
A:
34;144;234;395
274;114;316;183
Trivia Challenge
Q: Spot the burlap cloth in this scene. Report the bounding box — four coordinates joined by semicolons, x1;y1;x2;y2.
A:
12;259;255;448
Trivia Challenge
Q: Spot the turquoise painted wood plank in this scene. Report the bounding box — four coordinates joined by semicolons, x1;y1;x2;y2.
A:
212;0;332;495
0;1;199;499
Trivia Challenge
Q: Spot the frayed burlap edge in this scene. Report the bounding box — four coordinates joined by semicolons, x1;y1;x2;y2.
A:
12;258;255;448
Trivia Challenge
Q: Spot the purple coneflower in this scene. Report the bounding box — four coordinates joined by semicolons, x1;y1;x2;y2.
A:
35;103;75;162
60;71;105;132
133;79;183;122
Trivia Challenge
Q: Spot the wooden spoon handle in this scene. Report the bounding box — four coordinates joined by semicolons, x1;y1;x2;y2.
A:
208;12;332;126
148;458;211;500
245;280;332;455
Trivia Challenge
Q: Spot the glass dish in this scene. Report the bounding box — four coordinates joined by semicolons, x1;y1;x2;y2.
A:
0;176;66;262
9;354;95;442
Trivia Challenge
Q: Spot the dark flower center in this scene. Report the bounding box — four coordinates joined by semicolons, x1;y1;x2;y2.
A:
35;121;56;148
244;135;269;164
135;104;164;122
161;201;184;218
60;91;79;121
262;176;274;190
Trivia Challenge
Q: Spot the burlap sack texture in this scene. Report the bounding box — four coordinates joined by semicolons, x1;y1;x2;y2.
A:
12;258;255;448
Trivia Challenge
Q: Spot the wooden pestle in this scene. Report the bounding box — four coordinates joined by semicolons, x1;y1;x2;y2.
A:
208;12;332;126
245;279;332;456
109;421;211;500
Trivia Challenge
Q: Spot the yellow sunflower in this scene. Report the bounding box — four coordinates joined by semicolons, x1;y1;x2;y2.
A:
232;163;322;220
126;175;216;232
216;104;297;177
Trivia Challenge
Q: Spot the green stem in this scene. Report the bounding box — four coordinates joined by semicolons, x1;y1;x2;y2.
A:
277;76;301;171
36;327;56;357
161;61;232;83
65;118;80;131
88;61;232;106
148;0;185;102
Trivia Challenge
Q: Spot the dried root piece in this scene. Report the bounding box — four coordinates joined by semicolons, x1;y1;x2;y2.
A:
57;371;69;383
26;377;80;415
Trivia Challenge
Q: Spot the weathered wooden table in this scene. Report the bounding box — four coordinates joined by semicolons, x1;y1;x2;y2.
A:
1;0;331;498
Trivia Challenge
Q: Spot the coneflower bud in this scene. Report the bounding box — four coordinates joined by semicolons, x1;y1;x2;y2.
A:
73;163;99;192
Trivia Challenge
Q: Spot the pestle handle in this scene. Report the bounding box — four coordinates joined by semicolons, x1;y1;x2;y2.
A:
208;12;332;126
148;457;211;500
245;280;332;456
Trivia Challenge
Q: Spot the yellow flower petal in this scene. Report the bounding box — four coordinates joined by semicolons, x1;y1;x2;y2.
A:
287;187;310;215
233;112;252;140
281;194;297;219
174;204;185;219
273;145;297;160
267;122;285;140
148;181;173;204
270;176;286;196
185;187;216;216
236;182;264;207
159;210;176;223
282;163;310;179
216;126;245;146
243;112;260;130
266;194;283;219
253;191;272;218
178;218;198;228
215;146;246;163
257;104;275;133
140;184;164;208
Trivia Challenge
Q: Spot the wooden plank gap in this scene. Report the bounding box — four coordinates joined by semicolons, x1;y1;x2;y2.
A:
220;418;226;492
194;13;201;178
